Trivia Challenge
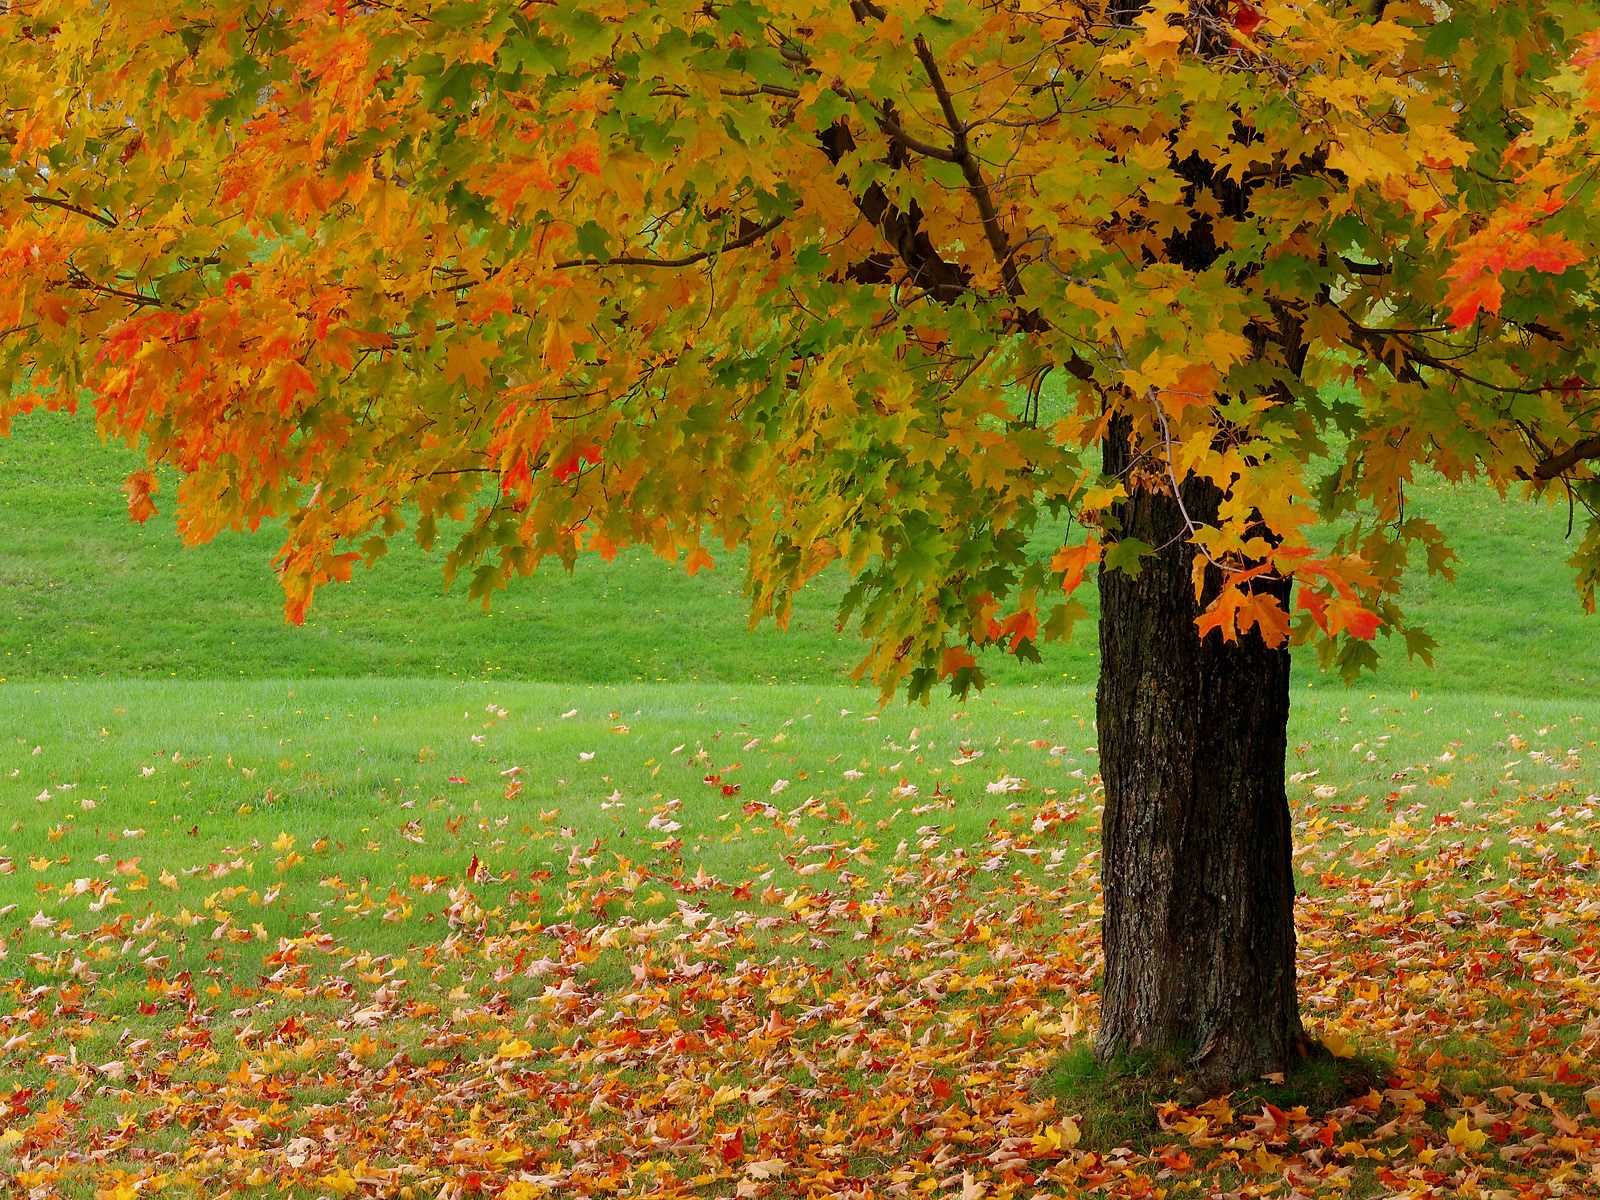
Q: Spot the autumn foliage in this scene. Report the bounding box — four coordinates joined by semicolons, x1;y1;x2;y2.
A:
3;1;1600;696
6;0;1600;1182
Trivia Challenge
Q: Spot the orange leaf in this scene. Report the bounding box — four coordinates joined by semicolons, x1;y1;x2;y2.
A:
1235;592;1290;646
996;608;1039;651
1050;537;1101;597
556;143;602;177
940;646;977;677
123;469;158;524
1504;231;1583;275
1195;588;1246;643
273;360;317;414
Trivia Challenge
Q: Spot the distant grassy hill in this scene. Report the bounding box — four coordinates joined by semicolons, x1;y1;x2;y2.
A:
2;410;1595;697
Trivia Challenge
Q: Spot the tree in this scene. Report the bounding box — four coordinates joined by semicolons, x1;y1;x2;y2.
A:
4;0;1599;1090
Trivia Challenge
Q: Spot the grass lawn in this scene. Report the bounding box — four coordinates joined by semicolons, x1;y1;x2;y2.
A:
4;411;1599;697
2;681;1598;1197
1;411;1598;1197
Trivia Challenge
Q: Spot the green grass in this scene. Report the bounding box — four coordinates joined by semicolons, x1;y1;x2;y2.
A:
3;676;1593;1023
3;409;1597;696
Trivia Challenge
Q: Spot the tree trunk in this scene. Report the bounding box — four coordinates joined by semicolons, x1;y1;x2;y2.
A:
1093;423;1313;1091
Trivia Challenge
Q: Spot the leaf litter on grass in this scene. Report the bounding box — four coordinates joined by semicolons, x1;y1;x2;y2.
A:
0;694;1597;1199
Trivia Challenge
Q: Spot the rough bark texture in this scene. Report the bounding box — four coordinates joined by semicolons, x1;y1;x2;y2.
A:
1094;423;1312;1090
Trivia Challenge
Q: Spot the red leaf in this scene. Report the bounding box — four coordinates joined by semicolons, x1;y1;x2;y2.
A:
997;608;1039;651
552;441;602;483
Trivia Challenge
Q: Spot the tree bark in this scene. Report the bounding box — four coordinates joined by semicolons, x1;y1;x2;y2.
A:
1093;421;1313;1090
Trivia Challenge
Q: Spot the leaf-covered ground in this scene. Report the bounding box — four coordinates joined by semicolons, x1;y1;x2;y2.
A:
2;682;1597;1198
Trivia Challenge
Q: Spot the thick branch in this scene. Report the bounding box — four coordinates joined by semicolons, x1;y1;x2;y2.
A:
820;123;971;302
1533;435;1600;481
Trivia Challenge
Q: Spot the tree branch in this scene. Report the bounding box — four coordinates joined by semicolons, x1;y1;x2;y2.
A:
1533;435;1600;481
25;195;118;228
65;265;163;308
1338;255;1390;276
553;215;785;271
871;105;961;164
911;34;1024;302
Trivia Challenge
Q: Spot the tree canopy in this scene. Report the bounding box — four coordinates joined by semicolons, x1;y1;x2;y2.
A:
4;0;1599;696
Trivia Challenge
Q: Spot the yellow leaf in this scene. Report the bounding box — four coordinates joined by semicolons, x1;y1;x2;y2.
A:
1133;7;1188;69
0;1127;23;1149
496;1038;534;1060
1030;1119;1080;1154
318;1168;359;1197
272;832;295;853
1321;1030;1358;1059
1447;1114;1487;1152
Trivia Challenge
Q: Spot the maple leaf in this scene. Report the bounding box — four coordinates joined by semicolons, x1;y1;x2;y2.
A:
552;441;602;484
1446;1114;1488;1152
272;360;317;414
1320;1030;1358;1059
443;336;496;390
122;469;158;524
940;646;977;678
556;143;603;177
1050;537;1101;598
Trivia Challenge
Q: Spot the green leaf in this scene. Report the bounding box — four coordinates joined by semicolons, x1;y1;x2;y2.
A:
1102;538;1153;579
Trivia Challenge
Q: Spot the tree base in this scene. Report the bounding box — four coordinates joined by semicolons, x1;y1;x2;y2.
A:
1041;1038;1390;1151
